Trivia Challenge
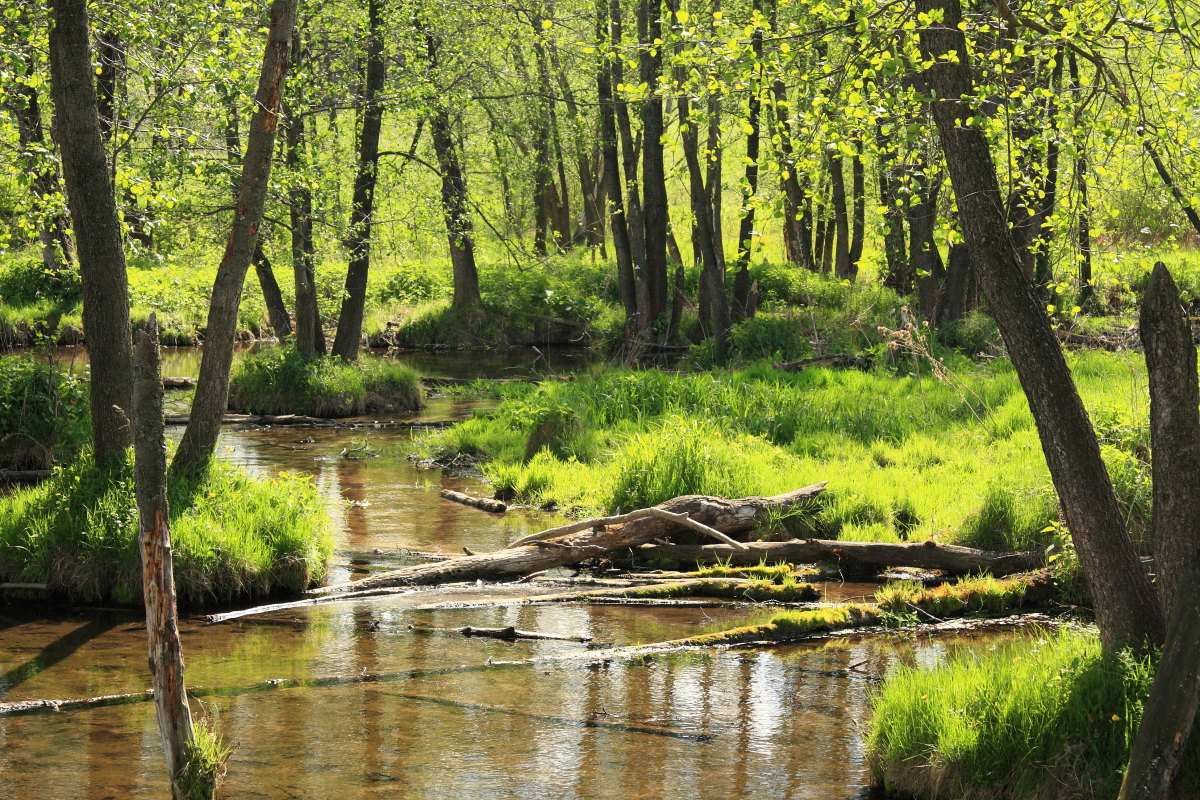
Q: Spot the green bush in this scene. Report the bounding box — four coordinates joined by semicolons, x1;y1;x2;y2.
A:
0;257;82;307
0;452;333;605
0;354;89;470
229;345;423;417
867;629;1200;800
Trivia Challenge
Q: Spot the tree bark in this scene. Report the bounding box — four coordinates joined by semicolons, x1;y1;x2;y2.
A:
173;0;298;475
848;144;865;274
425;31;481;309
1140;263;1200;619
133;317;197;798
876;124;909;293
284;26;325;357
637;538;1044;577
829;154;852;279
733;0;763;321
331;0;387;359
638;0;669;319
48;0;133;469
918;0;1162;650
596;0;639;334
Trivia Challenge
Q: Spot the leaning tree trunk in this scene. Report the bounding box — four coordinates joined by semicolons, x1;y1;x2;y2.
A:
331;0;387;360
132;316;198;799
173;0;298;475
918;0;1163;651
48;0;133;469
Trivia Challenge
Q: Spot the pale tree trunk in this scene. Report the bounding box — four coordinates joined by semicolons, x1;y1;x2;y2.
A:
173;0;299;475
132;315;197;799
917;0;1163;650
48;0;133;469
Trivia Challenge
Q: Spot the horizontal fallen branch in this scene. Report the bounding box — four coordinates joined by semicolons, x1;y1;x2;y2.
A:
163;414;456;429
440;489;508;513
774;354;871;372
162;376;196;389
457;625;591;642
635;539;1044;577
308;483;827;595
504;507;750;551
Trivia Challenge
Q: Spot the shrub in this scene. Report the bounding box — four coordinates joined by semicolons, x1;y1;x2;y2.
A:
0;452;333;605
0;258;82;307
229;345;423;417
0;354;89;470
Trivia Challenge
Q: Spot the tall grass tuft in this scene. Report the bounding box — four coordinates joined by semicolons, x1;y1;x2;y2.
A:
229;345;423;417
0;354;89;469
0;452;333;605
867;629;1200;800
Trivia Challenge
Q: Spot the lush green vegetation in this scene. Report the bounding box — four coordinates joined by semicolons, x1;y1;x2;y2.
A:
867;630;1200;800
0;353;88;470
616;576;821;602
229;344;423;416
415;350;1151;553
0;452;333;605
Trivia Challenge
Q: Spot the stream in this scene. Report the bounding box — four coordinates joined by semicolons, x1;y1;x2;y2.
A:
1;346;1036;799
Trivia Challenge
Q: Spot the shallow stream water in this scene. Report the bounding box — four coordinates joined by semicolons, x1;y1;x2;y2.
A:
1;346;1031;799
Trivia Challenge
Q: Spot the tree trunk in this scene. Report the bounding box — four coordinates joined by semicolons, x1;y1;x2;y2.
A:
331;0;386;360
173;0;298;475
848;143;865;275
425;31;481;309
876;124;909;293
909;169;944;321
918;0;1163;651
596;0;638;334
222;94;292;341
48;0;133;469
284;27;325;357
1140;263;1200;618
8;44;72;273
829;155;852;279
638;0;669;319
676;63;729;357
733;0;763;321
132;316;197;799
1067;52;1094;307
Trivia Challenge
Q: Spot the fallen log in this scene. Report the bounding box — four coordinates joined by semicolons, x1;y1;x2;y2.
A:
635;539;1044;577
0;470;51;485
774;354;871;372
0;582;50;591
440;489;508;513
309;484;827;595
161;376;196;390
457;625;591;643
163;414;456;429
504;507;749;550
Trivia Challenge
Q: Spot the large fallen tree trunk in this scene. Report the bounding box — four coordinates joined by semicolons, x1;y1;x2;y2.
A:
310;484;827;595
636;539;1044;577
440;489;508;513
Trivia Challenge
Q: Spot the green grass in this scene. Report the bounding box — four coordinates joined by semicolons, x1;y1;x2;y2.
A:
178;721;230;800
228;344;423;417
875;574;1036;618
0;354;89;470
866;629;1200;800
0;452;333;605
414;350;1154;550
616;577;821;602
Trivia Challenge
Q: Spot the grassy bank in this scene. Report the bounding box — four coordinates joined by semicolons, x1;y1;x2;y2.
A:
414;350;1151;552
866;629;1200;799
0;453;333;605
228;345;423;417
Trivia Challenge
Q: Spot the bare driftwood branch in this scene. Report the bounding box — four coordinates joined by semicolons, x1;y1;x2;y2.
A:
457;625;591;642
309;484;827;595
504;507;750;550
440;489;508;513
637;539;1045;577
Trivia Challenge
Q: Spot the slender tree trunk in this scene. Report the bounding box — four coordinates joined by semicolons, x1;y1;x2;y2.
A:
848;143;865;275
173;0;298;475
597;0;638;334
733;0;762;321
909;171;944;321
771;76;814;271
425;31;481;309
918;0;1163;650
638;0;669;319
829;154;852;279
48;0;133;469
1068;52;1094;307
284;28;325;357
876;123;908;292
331;0;386;359
1031;55;1064;292
222;95;292;341
95;30;123;145
132;316;197;799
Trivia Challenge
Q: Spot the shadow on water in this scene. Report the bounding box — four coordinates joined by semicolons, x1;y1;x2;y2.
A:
0;615;122;701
